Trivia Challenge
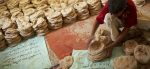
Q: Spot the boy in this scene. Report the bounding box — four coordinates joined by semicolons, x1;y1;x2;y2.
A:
90;0;141;53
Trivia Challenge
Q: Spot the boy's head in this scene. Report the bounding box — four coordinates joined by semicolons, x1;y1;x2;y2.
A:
109;0;127;16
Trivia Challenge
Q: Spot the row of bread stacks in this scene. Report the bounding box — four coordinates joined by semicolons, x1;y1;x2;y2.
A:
0;0;49;51
0;0;102;30
0;0;102;50
48;0;102;23
0;0;103;29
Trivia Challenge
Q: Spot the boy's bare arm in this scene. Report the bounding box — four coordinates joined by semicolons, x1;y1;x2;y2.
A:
105;27;130;49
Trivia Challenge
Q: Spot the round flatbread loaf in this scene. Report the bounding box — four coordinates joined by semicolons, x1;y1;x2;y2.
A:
30;10;44;23
113;56;138;69
134;45;150;64
86;0;102;15
19;0;30;8
74;2;90;20
59;56;74;69
7;0;19;9
31;0;47;5
123;40;138;55
0;31;4;41
5;28;22;44
0;17;16;31
133;0;145;6
88;39;105;55
23;8;36;16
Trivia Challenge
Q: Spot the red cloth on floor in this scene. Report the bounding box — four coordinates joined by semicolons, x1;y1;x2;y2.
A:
45;16;96;59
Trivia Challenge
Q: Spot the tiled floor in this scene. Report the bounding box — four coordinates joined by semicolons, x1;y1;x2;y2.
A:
46;16;97;59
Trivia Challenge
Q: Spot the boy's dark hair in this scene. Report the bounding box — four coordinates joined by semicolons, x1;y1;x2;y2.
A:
108;0;127;14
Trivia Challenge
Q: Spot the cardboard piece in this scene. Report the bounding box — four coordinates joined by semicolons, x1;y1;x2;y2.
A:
0;36;51;69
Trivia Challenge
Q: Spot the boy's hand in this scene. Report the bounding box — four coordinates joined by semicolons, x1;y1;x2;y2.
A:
103;42;116;55
87;35;94;47
106;47;113;57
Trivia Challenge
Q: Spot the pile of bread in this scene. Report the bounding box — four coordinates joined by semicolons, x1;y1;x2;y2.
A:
61;7;77;24
74;2;90;20
88;27;112;61
45;8;63;29
0;0;102;50
86;0;102;15
0;30;6;51
113;37;150;69
57;56;74;69
133;0;146;7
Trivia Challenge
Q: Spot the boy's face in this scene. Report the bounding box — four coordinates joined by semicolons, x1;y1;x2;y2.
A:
113;10;124;17
113;7;126;17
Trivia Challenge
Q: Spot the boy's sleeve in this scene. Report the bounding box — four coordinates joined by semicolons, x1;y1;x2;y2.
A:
96;4;109;24
124;0;137;28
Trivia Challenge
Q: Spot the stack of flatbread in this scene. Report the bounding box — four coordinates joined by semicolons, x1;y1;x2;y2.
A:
122;37;150;68
61;7;77;24
134;45;150;64
0;17;16;32
123;40;138;55
22;4;36;16
57;56;74;69
4;28;22;44
23;8;36;16
10;7;21;15
31;0;47;7
48;0;64;12
30;10;44;24
0;5;10;18
74;2;90;20
35;4;48;11
45;8;63;29
0;30;7;51
10;8;23;23
133;0;146;7
68;0;83;6
0;0;7;6
113;56;138;69
19;0;30;9
88;29;112;61
16;15;34;38
33;17;49;35
86;0;102;15
7;0;19;10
